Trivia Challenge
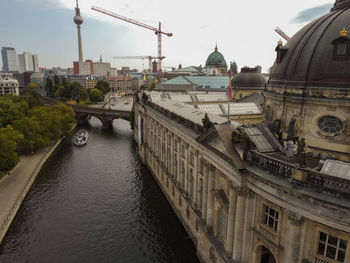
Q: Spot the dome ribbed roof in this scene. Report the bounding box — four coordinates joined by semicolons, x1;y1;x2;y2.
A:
269;1;350;88
231;67;267;89
206;45;227;67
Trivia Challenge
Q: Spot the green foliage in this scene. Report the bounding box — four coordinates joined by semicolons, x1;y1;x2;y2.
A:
70;81;88;104
89;88;104;103
129;106;135;130
45;77;55;97
148;82;156;91
94;80;110;95
0;126;23;171
0;93;76;170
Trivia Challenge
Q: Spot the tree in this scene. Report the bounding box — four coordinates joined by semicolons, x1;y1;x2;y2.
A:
149;82;156;91
53;74;60;87
0;125;23;171
94;80;110;95
45;77;55;97
28;83;40;89
70;81;88;104
89;88;104;104
0;95;28;128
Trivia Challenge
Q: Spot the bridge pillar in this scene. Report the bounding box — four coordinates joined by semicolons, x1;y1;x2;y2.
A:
101;119;112;130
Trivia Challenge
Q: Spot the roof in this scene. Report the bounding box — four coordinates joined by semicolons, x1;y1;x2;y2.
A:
269;2;350;88
221;103;263;115
206;45;227;67
238;92;265;105
231;67;267;89
153;100;228;126
174;66;200;73
160;76;230;89
321;159;350;179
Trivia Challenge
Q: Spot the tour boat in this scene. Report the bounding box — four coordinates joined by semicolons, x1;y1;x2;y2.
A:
74;129;88;146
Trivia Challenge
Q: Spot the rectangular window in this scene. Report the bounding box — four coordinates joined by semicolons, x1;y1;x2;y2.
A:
317;232;347;262
218;209;227;240
262;204;279;232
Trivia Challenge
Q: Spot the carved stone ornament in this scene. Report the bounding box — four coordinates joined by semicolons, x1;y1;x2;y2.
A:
231;127;256;151
288;211;304;226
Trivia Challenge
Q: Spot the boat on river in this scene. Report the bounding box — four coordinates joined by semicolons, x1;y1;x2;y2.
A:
74;129;88;146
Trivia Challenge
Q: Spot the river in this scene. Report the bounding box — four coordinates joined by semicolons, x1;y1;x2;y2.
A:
0;117;199;263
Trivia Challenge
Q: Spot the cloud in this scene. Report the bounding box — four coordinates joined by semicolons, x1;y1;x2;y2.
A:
290;3;332;23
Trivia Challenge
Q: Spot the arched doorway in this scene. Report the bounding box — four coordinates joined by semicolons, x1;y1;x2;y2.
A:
258;246;276;263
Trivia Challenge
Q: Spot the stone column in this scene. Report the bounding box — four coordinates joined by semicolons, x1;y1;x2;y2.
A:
201;163;208;222
176;139;180;184
170;133;174;177
206;165;215;231
232;187;246;262
184;144;188;194
225;183;237;255
283;211;304;263
193;150;198;206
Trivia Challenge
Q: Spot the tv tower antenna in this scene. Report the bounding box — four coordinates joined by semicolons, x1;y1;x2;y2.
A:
74;0;84;61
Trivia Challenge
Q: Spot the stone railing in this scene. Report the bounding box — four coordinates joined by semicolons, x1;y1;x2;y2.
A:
246;150;350;197
307;169;350;196
246;150;293;178
314;256;331;263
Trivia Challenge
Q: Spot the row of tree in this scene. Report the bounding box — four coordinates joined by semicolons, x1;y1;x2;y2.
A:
0;91;76;171
45;76;110;104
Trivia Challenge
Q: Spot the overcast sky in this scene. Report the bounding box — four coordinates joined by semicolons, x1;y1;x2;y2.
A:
0;0;334;73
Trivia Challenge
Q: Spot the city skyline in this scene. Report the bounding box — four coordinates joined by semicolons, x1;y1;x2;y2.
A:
0;0;334;72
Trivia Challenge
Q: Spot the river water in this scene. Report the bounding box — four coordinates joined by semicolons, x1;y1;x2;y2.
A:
0;118;199;263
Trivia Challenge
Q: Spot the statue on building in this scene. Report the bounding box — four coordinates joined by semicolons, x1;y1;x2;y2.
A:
202;113;214;133
296;137;308;168
232;127;255;150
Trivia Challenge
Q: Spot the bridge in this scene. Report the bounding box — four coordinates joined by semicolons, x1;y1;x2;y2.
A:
33;91;132;129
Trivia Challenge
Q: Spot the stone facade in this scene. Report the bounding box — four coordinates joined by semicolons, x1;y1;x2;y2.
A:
134;98;350;263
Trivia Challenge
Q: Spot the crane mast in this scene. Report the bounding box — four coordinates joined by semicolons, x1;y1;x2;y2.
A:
91;6;173;81
275;27;291;42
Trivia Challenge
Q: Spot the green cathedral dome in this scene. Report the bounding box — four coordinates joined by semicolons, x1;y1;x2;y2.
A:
205;44;227;68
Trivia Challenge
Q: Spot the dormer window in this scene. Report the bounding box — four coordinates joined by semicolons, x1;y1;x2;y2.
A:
337;42;347;55
332;28;350;60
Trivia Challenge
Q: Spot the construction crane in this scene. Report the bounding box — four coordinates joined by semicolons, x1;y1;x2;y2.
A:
91;6;173;82
113;56;164;90
275;27;291;42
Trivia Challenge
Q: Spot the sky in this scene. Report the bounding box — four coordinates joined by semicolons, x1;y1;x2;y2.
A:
0;0;335;73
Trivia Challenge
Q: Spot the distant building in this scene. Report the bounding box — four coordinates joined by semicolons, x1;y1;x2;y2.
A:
73;60;92;75
230;66;267;100
30;72;46;88
109;67;118;77
1;47;19;72
32;54;39;72
203;44;228;76
18;52;34;73
165;66;204;80
12;73;24;87
0;74;19;95
93;62;110;77
155;76;230;92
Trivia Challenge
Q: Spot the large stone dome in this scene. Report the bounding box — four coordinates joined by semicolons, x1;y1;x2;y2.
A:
269;1;350;88
232;66;267;89
206;45;227;68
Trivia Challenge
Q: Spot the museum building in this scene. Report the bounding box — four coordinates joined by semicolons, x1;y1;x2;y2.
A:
134;1;350;263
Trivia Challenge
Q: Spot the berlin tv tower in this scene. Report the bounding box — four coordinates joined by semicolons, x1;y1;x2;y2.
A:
73;0;83;62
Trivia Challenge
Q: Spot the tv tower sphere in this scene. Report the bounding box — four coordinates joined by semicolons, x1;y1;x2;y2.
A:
74;14;83;25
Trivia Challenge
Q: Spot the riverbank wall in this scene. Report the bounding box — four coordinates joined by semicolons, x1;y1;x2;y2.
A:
0;127;75;245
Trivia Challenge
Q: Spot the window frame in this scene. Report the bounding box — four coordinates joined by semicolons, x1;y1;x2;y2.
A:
317;231;347;263
261;204;279;232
